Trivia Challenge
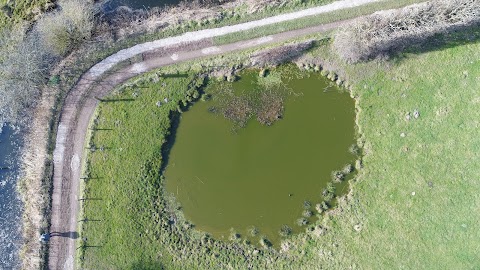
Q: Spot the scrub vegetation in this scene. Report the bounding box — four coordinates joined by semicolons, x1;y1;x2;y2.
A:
101;0;335;41
36;0;94;56
2;2;95;265
213;0;429;45
334;0;480;63
0;0;94;124
79;5;480;269
0;28;53;124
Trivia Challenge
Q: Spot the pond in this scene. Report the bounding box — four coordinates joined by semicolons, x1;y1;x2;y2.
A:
164;67;357;246
0;125;22;268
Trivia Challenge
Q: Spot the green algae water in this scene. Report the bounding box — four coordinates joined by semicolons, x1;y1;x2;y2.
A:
164;67;356;245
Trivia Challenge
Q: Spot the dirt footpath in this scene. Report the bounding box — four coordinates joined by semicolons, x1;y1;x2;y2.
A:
47;16;357;270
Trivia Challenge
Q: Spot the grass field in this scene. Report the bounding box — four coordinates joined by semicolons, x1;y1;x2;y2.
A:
80;34;480;268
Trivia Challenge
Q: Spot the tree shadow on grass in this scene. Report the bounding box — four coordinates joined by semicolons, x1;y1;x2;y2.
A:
101;98;136;102
160;77;207;174
160;111;180;174
393;23;480;63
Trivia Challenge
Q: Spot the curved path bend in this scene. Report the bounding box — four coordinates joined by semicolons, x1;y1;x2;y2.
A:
48;0;383;269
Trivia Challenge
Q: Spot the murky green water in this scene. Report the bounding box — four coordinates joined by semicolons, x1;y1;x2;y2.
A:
164;67;356;245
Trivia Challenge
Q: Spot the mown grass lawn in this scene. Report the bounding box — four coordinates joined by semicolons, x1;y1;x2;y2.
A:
297;39;480;269
80;37;480;269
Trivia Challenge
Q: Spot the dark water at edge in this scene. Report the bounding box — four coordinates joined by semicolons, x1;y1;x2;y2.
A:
0;124;22;269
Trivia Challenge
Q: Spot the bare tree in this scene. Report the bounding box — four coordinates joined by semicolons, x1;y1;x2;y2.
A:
333;0;480;63
0;28;54;125
0;0;96;125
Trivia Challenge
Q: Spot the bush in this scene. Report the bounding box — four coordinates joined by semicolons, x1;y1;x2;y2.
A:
303;210;313;218
303;200;311;209
259;237;272;248
349;144;360;155
248;226;259;237
229;231;240;241
342;164;354;174
0;27;54;124
355;159;363;170
334;0;480;63
279;224;292;237
36;0;94;56
321;201;330;210
296;217;308;226
332;170;345;182
322;182;336;201
326;182;335;193
323;192;334;202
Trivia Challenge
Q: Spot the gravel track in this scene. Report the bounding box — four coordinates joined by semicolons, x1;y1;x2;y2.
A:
90;0;382;77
